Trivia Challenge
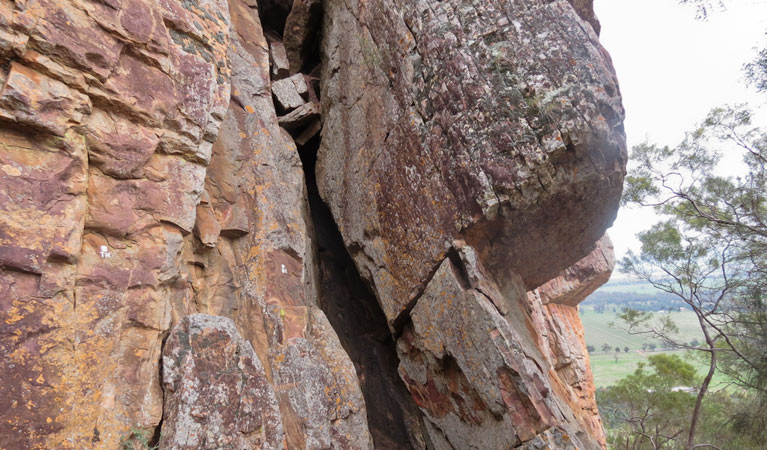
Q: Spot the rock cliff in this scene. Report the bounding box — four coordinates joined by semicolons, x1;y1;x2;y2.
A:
0;0;625;448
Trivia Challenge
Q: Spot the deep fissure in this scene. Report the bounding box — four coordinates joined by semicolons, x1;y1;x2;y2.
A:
296;124;424;450
259;3;427;446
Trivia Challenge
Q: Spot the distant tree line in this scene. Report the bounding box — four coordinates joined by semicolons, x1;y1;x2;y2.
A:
583;290;690;312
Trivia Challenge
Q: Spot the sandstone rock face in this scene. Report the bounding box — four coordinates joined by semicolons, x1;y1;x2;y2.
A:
160;314;284;449
1;0;231;447
318;0;625;447
0;0;369;448
536;235;615;307
525;238;617;447
0;0;624;449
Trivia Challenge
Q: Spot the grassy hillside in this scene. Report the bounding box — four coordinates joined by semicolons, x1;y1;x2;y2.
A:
579;285;730;387
580;307;703;351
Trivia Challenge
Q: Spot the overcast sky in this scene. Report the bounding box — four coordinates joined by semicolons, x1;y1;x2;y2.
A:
593;0;767;274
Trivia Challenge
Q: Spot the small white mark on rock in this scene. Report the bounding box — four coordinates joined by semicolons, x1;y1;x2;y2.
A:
281;264;287;274
99;245;111;258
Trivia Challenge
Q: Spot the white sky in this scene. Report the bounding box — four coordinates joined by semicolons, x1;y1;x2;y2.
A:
594;0;767;274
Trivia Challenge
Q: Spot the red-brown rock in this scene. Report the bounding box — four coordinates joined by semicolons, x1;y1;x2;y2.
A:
318;0;625;447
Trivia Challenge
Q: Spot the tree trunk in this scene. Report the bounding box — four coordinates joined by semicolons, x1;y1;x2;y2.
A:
687;320;717;450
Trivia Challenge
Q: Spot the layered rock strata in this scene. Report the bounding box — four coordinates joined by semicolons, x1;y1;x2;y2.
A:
0;0;367;448
0;0;625;449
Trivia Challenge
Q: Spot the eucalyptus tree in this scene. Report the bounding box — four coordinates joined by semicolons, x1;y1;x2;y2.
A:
621;105;767;449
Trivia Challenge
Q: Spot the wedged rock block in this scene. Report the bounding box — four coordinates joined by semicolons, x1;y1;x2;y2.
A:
535;235;615;307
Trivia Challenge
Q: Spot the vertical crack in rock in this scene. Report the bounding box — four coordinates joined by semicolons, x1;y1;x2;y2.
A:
296;74;428;450
162;0;373;447
0;0;372;447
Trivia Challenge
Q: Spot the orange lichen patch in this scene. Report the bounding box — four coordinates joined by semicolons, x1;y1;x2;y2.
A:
280;306;309;342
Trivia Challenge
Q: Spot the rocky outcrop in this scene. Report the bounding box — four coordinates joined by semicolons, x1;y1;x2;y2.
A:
535;235;615;307
318;0;625;325
317;0;625;447
525;237;617;447
0;0;368;448
0;0;624;449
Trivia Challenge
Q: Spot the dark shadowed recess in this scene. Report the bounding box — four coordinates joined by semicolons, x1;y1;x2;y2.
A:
297;131;428;449
256;1;426;445
256;0;292;35
258;0;322;74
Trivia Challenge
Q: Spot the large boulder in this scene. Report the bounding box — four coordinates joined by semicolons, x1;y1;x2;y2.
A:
318;0;626;447
318;0;626;325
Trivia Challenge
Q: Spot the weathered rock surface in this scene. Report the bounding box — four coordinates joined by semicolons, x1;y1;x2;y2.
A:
160;314;284;449
0;0;369;448
535;235;615;307
319;0;626;324
0;0;624;448
318;0;625;448
1;0;231;447
525;238;617;448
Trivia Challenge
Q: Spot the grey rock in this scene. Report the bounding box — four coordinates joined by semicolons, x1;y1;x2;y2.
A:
272;73;308;111
318;0;627;325
160;314;285;450
270;40;291;79
278;101;320;129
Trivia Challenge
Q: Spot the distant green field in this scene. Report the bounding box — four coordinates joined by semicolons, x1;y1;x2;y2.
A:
579;306;728;387
580;307;703;350
589;350;730;388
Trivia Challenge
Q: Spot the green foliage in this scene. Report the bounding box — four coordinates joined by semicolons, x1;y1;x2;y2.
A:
622;102;767;393
619;101;767;447
599;354;764;449
119;428;158;450
598;354;698;449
